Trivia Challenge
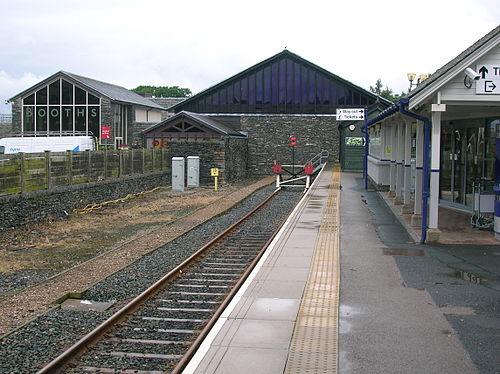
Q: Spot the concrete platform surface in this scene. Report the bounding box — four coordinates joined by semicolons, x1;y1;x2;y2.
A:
181;167;498;374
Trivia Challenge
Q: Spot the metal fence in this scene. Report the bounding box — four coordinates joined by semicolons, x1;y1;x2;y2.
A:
0;148;169;195
0;114;12;125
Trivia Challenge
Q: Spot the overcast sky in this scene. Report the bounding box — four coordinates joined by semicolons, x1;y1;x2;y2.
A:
0;0;498;114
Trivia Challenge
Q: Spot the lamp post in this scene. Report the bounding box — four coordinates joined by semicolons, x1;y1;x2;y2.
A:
407;73;429;91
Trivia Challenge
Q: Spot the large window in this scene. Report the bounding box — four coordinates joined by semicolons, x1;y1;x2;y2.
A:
22;78;100;138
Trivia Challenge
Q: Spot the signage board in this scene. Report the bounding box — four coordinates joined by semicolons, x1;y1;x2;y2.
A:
476;64;500;94
101;126;111;139
210;168;219;177
336;108;365;121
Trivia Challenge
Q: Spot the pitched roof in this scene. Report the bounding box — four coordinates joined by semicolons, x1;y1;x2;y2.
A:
142;111;246;137
408;25;500;107
10;71;166;110
168;49;392;113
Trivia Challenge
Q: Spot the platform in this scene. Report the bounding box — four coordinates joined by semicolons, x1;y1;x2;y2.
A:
183;164;480;374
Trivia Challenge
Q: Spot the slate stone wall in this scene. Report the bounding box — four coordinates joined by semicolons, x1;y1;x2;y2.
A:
225;137;248;182
240;115;338;174
0;170;170;232
169;140;226;184
11;98;22;134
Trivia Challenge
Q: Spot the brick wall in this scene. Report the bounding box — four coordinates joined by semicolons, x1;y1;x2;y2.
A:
240;115;338;174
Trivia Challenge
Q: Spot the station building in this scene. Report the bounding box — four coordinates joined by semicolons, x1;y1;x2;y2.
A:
9;71;166;147
366;25;500;242
143;49;391;178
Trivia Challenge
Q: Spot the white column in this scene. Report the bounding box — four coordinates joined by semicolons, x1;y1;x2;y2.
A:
389;124;396;193
395;121;404;199
429;111;442;229
403;121;412;206
414;121;423;215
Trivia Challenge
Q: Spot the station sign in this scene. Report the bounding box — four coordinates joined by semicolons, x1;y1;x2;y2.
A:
336;108;365;121
101;126;111;139
476;64;500;95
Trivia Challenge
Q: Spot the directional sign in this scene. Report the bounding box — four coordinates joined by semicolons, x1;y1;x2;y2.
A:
476;64;500;95
336;108;365;121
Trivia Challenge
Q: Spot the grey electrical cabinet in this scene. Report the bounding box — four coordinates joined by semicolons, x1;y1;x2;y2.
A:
172;157;185;192
187;156;200;187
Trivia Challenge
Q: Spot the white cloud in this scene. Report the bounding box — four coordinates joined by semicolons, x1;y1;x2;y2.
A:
0;0;498;113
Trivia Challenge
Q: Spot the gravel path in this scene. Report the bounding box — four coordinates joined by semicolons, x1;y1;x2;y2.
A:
0;180;302;373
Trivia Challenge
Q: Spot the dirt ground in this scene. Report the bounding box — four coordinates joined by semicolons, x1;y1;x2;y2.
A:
0;179;262;276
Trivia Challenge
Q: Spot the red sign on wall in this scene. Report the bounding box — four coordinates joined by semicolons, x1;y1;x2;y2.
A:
101;126;111;139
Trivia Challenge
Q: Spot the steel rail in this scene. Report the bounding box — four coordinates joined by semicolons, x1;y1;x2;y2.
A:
37;189;279;374
170;204;288;373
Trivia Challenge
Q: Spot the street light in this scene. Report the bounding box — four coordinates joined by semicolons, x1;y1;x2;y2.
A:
407;73;429;91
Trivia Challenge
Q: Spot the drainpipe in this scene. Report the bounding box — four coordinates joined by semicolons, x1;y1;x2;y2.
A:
363;109;369;190
397;102;431;244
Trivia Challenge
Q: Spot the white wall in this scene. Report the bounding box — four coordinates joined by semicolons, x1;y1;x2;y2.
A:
440;45;500;103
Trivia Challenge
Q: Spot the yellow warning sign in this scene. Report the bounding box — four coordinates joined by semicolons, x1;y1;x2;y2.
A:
211;168;219;177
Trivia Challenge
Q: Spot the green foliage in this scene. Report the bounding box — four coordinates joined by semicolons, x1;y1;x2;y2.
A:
369;78;406;103
131;85;192;98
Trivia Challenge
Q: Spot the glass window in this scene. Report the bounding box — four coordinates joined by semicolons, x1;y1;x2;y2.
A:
271;62;278;105
301;66;308;105
62;106;73;131
322;76;330;105
88;107;100;137
279;59;286;105
353;91;360;106
23;94;35;105
62;80;73;104
308;69;315;105
264;66;271;105
233;81;240;104
49;106;60;132
88;93;99;104
220;86;227;105
249;73;255;105
23;106;34;132
316;74;323;105
241;78;248;104
49;80;60;105
286;59;294;105
75;106;86;132
294;62;301;105
36;106;48;133
256;70;263;105
345;88;353;105
75;86;86;104
330;81;338;105
36;87;47;105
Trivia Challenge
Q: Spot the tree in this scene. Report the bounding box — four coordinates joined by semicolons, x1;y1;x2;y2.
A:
369;78;406;103
131;85;192;98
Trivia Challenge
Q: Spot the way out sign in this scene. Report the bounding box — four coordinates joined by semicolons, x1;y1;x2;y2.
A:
476;64;500;94
336;108;365;121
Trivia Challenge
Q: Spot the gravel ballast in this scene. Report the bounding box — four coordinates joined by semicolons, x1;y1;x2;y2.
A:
0;186;302;373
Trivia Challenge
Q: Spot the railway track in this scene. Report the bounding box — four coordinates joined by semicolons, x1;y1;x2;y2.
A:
38;187;298;374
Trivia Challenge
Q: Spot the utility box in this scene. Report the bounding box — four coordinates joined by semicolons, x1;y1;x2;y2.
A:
172;157;185;192
187;156;200;187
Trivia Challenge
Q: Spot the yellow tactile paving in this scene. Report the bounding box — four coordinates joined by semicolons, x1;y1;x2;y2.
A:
285;164;341;374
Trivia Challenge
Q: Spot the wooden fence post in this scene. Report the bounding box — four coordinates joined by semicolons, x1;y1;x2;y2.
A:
104;148;108;180
130;150;134;175
67;150;73;185
45;151;51;190
20;152;26;193
87;150;92;183
119;150;123;177
161;148;164;170
142;148;145;174
152;149;155;171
